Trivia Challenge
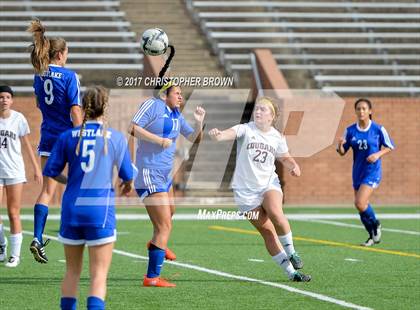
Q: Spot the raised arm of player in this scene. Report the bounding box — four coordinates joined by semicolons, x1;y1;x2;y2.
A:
186;106;206;143
277;152;301;177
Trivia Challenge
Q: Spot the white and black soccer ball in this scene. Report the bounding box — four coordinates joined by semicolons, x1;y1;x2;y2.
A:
140;28;169;56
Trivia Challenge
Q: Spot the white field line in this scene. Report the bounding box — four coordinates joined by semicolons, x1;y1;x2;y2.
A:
344;258;362;262
5;226;372;310
248;258;264;262
304;219;420;236
7;213;420;221
113;248;372;310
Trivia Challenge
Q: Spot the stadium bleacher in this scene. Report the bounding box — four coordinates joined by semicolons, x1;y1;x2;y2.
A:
0;0;142;93
186;0;420;95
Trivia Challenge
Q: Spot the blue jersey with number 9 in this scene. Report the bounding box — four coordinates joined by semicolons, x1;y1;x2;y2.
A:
43;122;135;228
33;64;81;136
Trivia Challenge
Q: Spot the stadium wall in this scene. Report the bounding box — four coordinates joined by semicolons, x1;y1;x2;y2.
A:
8;96;419;207
252;50;418;205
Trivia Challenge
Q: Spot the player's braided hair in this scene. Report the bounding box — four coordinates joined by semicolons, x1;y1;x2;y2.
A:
27;19;67;74
75;85;109;156
154;45;176;97
354;98;373;120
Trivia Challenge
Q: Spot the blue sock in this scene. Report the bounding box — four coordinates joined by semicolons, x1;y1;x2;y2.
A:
365;204;378;223
147;243;165;278
359;210;373;237
87;296;105;310
60;297;77;310
365;204;379;232
34;204;49;242
360;204;379;238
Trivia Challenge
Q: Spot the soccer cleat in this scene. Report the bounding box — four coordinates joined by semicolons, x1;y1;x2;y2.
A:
164;247;177;261
143;275;176;287
147;241;177;261
5;256;20;268
290;271;311;282
30;238;50;263
289;252;304;270
360;238;375;247
372;222;382;244
0;240;7;262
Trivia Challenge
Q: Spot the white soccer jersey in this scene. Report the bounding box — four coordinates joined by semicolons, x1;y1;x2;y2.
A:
0;110;30;178
231;122;288;191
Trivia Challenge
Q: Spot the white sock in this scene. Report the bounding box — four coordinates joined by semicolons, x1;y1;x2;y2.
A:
9;233;22;258
272;250;295;279
279;232;295;257
0;224;6;245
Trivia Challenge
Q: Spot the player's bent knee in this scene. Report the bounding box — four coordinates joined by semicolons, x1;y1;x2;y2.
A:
269;214;286;226
354;199;367;210
260;228;276;241
38;189;54;202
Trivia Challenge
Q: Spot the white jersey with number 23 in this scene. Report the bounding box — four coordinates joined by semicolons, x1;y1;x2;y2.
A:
231;121;288;191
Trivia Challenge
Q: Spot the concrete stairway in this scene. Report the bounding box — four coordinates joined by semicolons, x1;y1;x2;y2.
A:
121;1;241;195
120;0;228;93
0;0;141;93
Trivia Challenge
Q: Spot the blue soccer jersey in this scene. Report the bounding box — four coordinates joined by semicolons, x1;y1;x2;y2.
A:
131;97;194;170
342;120;395;190
43;121;134;228
33;64;81;136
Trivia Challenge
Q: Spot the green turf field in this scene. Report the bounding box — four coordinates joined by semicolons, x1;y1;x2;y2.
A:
0;206;419;309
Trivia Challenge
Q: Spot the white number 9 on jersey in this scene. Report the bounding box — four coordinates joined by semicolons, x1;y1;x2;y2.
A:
43;79;54;105
80;140;96;173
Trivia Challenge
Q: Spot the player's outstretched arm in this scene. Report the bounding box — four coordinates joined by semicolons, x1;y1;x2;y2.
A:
208;127;236;142
277;152;301;177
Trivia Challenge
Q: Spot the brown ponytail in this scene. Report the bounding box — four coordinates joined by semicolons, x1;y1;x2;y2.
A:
75;86;109;156
27;19;67;74
27;19;50;74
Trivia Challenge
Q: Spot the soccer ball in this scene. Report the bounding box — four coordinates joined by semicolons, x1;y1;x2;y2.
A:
140;28;169;56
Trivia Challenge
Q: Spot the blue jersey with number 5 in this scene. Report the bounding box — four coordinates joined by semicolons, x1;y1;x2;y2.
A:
342;121;395;189
43;122;135;228
33;64;81;136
